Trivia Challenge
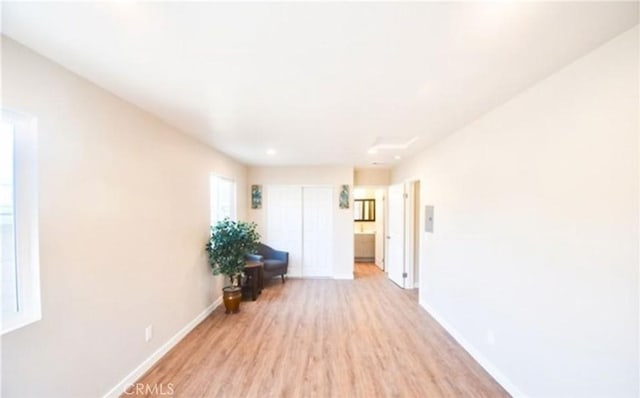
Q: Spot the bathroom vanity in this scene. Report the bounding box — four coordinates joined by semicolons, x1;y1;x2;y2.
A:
354;232;375;263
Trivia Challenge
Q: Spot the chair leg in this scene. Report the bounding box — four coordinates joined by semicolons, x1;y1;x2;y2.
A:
281;274;285;284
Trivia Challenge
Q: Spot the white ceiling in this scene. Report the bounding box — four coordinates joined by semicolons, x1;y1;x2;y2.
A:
1;2;638;168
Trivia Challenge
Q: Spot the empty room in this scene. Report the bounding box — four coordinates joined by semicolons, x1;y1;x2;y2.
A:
1;1;639;397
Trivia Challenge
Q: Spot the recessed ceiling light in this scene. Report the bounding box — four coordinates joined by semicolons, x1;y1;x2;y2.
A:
394;155;401;160
368;148;378;155
266;149;276;156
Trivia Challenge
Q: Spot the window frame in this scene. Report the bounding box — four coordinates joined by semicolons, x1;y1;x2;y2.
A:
1;109;41;335
353;199;376;222
209;174;237;225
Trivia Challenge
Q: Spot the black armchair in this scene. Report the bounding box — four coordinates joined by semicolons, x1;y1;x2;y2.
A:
246;243;289;283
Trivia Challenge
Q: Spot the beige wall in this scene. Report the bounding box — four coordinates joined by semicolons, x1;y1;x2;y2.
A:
247;166;354;279
353;168;390;186
393;27;639;397
352;187;377;199
1;37;248;397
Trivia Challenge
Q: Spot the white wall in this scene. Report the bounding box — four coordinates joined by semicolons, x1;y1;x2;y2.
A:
0;37;248;397
393;26;639;397
248;166;354;279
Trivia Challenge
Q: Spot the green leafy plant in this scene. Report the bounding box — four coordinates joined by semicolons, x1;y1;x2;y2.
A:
206;218;261;287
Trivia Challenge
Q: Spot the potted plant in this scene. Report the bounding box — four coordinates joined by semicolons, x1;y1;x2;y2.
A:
206;218;260;314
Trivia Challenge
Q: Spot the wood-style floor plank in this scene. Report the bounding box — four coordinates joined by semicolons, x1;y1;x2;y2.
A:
124;264;509;397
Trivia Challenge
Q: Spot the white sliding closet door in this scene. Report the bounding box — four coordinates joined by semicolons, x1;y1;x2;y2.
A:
266;186;303;277
302;187;333;277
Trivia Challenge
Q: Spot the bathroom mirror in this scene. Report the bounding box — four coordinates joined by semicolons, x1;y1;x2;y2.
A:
354;199;375;222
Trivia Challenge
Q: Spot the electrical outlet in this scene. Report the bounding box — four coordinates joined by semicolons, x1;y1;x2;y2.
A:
145;325;153;342
486;330;495;345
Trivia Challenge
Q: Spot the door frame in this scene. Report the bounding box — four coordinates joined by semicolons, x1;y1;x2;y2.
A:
384;179;421;290
352;185;387;272
375;188;386;271
404;180;421;290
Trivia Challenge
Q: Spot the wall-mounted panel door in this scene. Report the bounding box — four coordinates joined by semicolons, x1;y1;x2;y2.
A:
302;187;333;277
266;186;303;277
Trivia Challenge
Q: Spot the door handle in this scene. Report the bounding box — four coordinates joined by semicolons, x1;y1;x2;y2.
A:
386;236;391;240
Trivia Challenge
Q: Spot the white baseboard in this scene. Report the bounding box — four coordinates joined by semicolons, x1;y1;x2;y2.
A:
420;299;527;398
102;297;222;398
334;274;354;280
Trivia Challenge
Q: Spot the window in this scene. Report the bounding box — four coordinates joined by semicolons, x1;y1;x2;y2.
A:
1;109;40;335
210;175;236;224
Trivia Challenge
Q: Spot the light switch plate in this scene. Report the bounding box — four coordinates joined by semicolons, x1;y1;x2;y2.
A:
425;205;434;233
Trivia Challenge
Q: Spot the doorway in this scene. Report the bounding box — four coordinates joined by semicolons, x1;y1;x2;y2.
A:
353;186;386;276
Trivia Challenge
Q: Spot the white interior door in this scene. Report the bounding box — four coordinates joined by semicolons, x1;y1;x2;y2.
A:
302;187;333;277
266;186;303;277
387;183;405;288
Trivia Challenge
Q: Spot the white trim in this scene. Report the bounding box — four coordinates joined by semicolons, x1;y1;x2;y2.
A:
334;274;354;280
420;300;528;398
404;182;416;289
637;88;640;398
102;297;222;398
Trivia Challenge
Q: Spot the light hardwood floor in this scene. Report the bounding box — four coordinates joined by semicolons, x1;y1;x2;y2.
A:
125;264;509;397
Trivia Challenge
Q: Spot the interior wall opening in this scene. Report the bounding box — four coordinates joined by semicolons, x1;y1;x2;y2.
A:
353;186;386;278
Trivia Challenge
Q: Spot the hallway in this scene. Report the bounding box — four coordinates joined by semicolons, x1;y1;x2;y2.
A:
129;264;508;397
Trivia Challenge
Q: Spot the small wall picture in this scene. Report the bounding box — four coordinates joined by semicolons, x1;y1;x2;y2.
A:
339;184;349;209
251;185;262;209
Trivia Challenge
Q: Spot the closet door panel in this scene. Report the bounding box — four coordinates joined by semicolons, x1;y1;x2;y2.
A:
266;186;303;277
302;187;333;277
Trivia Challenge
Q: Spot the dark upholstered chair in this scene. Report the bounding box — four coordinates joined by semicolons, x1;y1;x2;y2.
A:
246;243;289;283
